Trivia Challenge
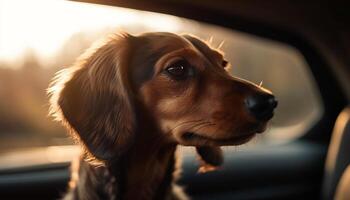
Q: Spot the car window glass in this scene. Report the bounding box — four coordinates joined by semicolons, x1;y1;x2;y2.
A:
0;1;323;155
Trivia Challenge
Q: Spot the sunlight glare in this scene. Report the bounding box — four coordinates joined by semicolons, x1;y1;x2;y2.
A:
0;0;181;62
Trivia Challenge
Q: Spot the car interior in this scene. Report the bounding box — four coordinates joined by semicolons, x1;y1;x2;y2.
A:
0;1;349;200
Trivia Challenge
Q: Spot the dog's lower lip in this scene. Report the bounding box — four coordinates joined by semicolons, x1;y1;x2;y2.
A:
255;123;268;134
182;132;255;144
256;127;265;134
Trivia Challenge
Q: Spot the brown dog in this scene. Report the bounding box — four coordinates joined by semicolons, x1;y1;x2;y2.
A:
49;32;277;200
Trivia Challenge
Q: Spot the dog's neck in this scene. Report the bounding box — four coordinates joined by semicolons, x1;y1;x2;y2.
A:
73;135;177;200
70;107;180;200
74;132;176;200
113;108;178;200
119;136;177;200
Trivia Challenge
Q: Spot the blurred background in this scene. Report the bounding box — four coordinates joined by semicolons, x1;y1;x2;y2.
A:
0;0;322;154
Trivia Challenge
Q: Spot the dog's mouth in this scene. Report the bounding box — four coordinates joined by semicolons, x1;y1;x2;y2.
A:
179;123;267;146
181;132;255;145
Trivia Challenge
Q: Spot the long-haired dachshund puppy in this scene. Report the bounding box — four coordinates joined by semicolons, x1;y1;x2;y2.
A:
49;32;277;200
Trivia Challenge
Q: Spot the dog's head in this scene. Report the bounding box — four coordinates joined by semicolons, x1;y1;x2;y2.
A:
49;32;277;166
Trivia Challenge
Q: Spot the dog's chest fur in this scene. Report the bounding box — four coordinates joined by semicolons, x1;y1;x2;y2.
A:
64;145;184;200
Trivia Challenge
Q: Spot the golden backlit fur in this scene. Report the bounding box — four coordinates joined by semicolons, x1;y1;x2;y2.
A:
48;32;275;200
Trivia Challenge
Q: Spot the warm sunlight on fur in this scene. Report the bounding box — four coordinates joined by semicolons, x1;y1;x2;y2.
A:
48;32;277;199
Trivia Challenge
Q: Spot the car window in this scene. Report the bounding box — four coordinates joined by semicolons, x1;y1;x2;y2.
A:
0;1;322;154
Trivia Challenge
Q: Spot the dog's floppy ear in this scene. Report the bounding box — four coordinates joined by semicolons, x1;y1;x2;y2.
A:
49;34;135;161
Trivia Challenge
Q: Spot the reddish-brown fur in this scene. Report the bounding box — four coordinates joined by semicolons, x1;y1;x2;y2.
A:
48;32;274;200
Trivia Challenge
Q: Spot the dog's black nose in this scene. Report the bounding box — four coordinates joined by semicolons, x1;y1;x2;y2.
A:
245;93;278;121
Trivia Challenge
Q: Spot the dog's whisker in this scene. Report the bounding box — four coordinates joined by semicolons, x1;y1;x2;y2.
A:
217;40;225;49
191;122;215;133
186;121;214;132
181;122;209;134
208;36;213;44
167;119;208;135
259;80;263;87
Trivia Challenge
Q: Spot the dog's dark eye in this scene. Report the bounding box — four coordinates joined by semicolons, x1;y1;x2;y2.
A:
165;60;194;80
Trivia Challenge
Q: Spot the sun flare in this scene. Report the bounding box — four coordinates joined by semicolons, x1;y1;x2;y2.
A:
0;0;181;63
